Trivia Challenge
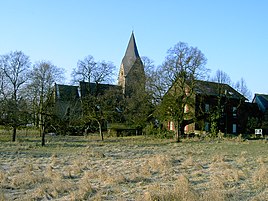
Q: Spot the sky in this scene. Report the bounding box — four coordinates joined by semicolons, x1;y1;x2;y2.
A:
0;0;267;99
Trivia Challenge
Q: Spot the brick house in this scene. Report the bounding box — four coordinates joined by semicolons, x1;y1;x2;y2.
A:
167;80;249;135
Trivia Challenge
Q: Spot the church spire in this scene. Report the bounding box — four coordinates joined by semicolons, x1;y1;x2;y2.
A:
118;32;145;96
121;32;140;76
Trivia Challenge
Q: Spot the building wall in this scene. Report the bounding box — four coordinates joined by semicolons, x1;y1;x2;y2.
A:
122;59;145;97
118;64;126;94
194;94;245;135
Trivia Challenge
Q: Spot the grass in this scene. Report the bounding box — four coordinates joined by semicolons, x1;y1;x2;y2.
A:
0;131;267;200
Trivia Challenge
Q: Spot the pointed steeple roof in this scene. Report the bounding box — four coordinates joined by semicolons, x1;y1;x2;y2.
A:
121;32;141;76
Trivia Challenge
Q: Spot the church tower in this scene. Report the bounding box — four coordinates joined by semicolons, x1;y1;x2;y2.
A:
118;32;145;96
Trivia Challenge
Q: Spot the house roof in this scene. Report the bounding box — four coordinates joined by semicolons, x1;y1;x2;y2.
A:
55;82;121;100
194;80;246;100
252;94;268;112
79;81;120;97
55;84;80;101
121;32;141;76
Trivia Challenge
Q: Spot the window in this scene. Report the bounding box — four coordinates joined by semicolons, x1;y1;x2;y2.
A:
169;121;175;131
232;107;237;117
232;124;237;133
205;122;209;132
205;104;209;113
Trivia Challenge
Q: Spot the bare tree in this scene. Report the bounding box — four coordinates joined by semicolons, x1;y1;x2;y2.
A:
156;42;208;142
0;51;31;141
72;55;96;83
141;56;167;105
92;60;115;84
211;69;252;100
234;78;252;100
211;69;232;85
28;61;65;146
72;55;115;84
141;56;155;75
141;56;157;100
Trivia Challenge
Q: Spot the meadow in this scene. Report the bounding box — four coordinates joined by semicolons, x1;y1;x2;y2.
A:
0;130;267;200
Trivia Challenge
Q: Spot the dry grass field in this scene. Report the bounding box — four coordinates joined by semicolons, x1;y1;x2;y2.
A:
0;131;267;201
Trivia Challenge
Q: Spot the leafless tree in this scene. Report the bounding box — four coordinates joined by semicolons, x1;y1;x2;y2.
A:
28;61;65;145
141;56;171;105
0;51;31;141
141;57;158;102
234;78;252;100
157;42;208;142
72;55;115;84
211;69;232;85
211;69;252;100
141;56;155;75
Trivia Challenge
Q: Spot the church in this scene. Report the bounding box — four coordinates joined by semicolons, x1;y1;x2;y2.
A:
53;32;145;127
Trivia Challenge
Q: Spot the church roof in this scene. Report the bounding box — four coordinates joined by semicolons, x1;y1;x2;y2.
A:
55;84;80;101
79;81;120;97
55;82;120;101
121;32;141;76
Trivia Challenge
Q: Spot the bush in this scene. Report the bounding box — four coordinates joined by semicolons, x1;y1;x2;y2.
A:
143;124;175;139
143;123;158;136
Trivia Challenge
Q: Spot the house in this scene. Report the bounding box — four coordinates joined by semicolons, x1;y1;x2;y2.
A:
167;80;249;135
252;94;268;134
253;94;268;120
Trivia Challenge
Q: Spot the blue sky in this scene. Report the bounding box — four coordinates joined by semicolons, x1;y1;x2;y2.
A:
0;0;267;98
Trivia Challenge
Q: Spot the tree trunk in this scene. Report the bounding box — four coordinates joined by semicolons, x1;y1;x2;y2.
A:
176;124;181;143
12;126;17;142
39;124;42;137
180;124;185;139
176;121;185;143
41;131;45;146
40;124;46;147
97;120;103;141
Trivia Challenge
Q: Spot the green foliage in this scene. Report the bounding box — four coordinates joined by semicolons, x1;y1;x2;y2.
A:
246;117;261;134
143;123;159;136
210;110;220;137
122;88;154;129
108;123;136;130
143;123;174;139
